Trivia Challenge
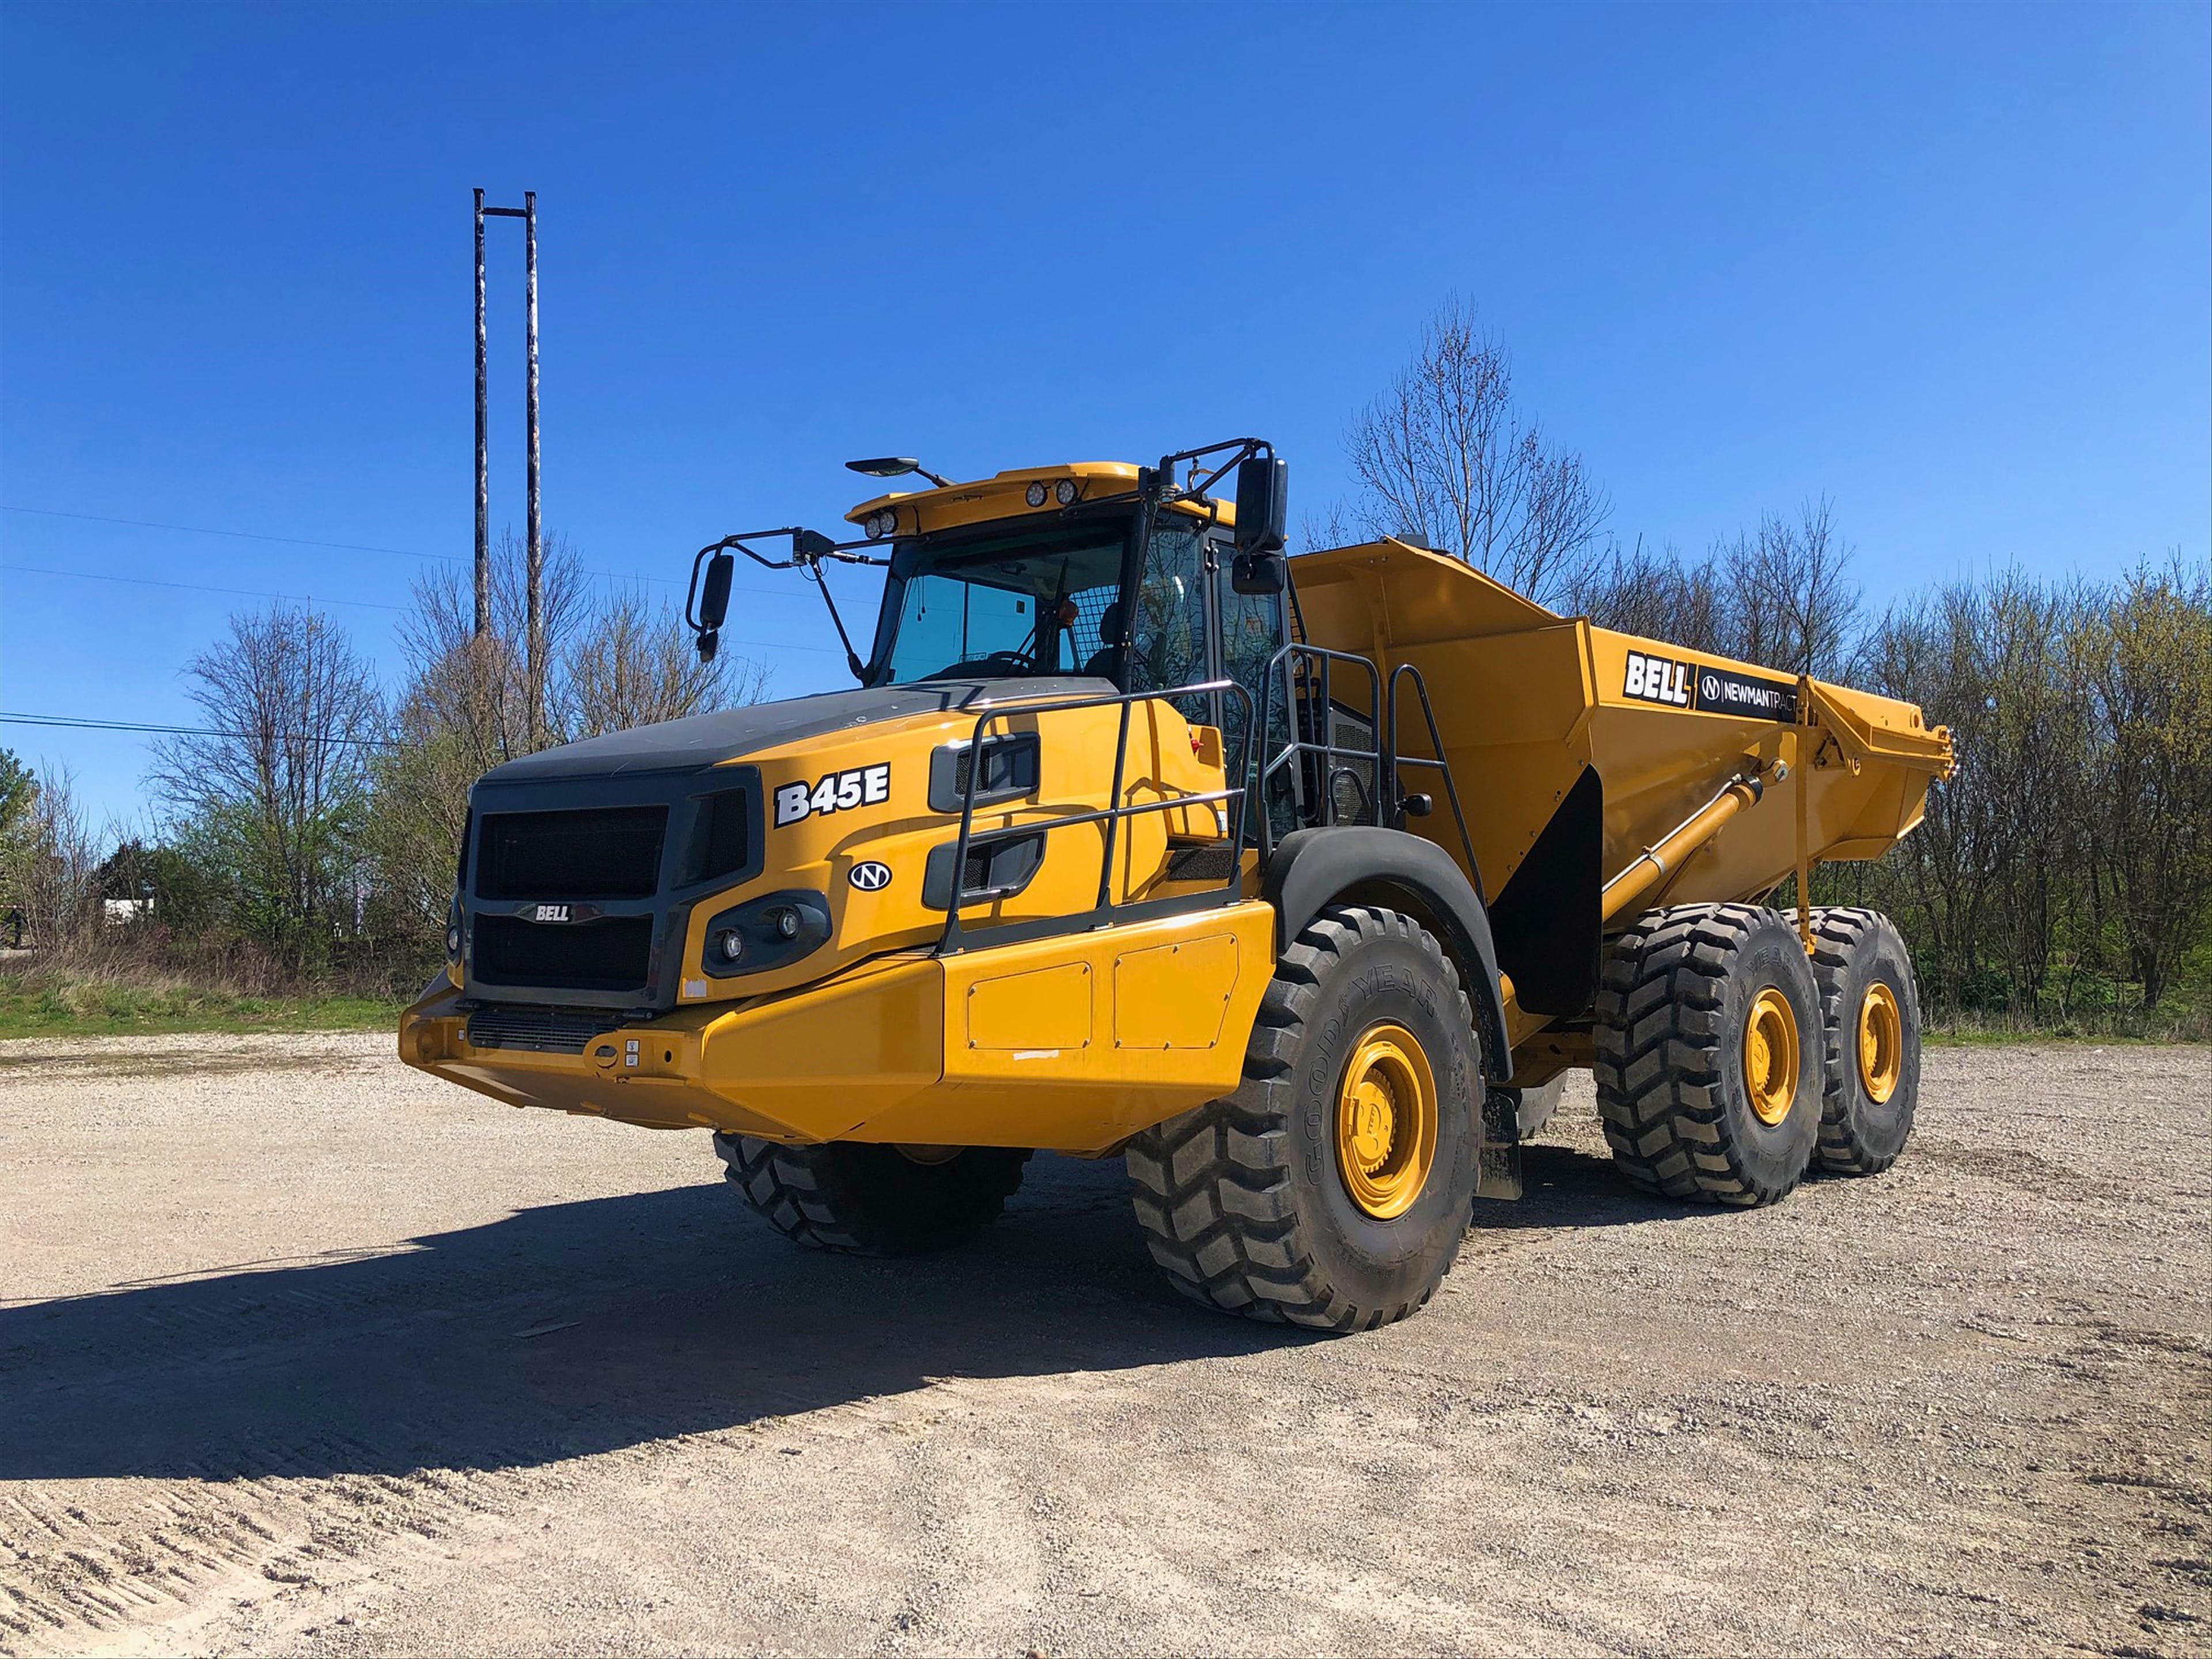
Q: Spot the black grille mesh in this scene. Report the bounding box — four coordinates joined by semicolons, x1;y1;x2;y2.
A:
476;806;666;901
466;1004;622;1054
474;914;653;993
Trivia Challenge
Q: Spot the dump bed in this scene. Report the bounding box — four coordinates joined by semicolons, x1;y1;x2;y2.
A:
1291;539;1953;1031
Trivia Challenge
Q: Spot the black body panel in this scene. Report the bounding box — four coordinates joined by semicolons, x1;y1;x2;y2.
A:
1486;765;1603;1018
479;677;1114;784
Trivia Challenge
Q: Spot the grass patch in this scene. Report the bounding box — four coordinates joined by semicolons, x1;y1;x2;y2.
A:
1923;1026;2163;1048
0;972;398;1040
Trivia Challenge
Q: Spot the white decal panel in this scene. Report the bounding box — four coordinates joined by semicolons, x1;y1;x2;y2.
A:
775;763;891;828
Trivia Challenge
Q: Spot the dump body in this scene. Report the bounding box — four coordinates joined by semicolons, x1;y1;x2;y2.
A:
1291;539;1953;1073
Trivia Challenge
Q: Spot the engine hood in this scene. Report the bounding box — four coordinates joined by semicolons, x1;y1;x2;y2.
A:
478;676;1116;784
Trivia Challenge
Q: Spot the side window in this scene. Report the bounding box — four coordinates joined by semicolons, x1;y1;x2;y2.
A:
1129;521;1210;722
1214;552;1292;839
1064;582;1124;677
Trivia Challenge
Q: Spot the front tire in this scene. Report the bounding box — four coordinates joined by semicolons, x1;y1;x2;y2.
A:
714;1136;1030;1256
1126;904;1484;1331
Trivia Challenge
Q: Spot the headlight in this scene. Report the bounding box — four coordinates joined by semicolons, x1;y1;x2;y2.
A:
1055;478;1077;505
1025;481;1048;507
700;889;832;978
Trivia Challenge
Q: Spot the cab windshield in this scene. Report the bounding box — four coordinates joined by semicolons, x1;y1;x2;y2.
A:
872;520;1131;685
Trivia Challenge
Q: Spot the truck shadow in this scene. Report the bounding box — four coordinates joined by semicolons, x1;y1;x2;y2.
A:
1;1145;1676;1486
1471;1141;1699;1231
0;1157;1298;1484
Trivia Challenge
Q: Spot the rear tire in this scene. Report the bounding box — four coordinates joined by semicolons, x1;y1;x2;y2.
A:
1594;902;1821;1207
1804;907;1922;1174
713;1136;1030;1256
1126;904;1484;1331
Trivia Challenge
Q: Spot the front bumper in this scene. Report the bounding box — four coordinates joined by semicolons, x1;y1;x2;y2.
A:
400;900;1277;1155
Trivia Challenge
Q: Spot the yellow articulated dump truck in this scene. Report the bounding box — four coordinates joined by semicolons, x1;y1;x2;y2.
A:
402;440;1953;1330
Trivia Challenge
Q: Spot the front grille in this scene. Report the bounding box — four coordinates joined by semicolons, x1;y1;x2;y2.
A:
476;806;667;901
474;913;654;993
466;1003;622;1054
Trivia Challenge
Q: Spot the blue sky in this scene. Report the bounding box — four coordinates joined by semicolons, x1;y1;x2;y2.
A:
3;1;2207;829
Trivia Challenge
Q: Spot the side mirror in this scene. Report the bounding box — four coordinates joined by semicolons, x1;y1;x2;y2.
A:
1233;456;1288;557
696;551;734;661
1230;550;1287;595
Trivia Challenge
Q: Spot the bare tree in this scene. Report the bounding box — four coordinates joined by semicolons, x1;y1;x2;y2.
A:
1346;295;1609;604
561;584;770;740
1724;499;1861;678
147;605;381;946
395;528;593;772
1294;499;1361;555
0;758;100;948
368;532;770;955
1570;536;1733;651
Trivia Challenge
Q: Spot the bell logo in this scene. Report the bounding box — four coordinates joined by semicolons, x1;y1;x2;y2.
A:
1623;651;1692;708
848;861;893;892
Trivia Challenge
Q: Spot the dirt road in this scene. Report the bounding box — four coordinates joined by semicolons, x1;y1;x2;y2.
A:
1;1035;2206;1657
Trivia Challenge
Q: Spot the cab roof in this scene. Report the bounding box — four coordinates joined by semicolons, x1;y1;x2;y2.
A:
844;461;1234;540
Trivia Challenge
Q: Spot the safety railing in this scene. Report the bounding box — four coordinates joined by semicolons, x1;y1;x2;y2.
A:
1255;645;1478;881
936;677;1256;955
1387;661;1482;893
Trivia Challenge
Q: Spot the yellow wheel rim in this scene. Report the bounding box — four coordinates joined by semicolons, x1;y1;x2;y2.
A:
1743;987;1800;1126
1334;1023;1438;1220
1857;982;1903;1105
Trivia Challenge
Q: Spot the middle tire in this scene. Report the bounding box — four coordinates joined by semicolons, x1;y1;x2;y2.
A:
713;1135;1031;1256
1126;904;1485;1331
1593;902;1821;1207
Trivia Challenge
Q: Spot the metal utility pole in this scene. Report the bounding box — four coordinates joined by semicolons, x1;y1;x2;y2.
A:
473;190;489;637
473;190;541;676
523;191;542;731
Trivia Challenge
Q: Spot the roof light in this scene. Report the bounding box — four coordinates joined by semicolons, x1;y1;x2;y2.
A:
846;456;953;487
1055;478;1078;506
1025;481;1048;508
866;509;894;540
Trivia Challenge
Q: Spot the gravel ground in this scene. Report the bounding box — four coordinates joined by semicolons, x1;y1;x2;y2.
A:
1;1033;2206;1657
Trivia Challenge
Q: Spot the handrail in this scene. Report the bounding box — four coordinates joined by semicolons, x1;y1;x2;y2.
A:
937;677;1256;955
1255;643;1385;849
1387;662;1482;896
1251;646;1484;897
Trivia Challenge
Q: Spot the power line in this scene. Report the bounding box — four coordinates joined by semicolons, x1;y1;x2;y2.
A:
0;501;810;600
2;563;406;613
1;712;394;747
0;504;445;560
1;561;840;653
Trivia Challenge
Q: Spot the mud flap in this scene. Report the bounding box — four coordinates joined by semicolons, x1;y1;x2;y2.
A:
1477;1086;1524;1200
